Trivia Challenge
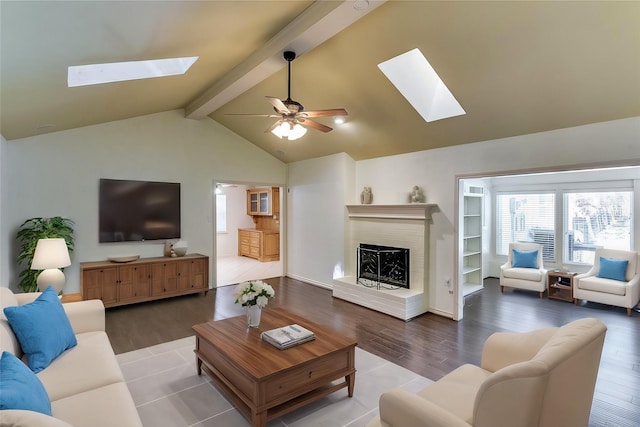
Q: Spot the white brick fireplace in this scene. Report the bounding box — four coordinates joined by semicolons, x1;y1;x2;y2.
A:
333;204;437;320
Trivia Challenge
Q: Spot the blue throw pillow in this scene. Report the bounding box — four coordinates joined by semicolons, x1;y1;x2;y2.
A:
3;286;77;373
512;249;539;269
0;351;52;415
597;257;629;282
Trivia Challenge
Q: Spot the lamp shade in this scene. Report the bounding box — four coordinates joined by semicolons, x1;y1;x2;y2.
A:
288;123;307;140
271;122;291;139
271;122;307;140
31;238;71;270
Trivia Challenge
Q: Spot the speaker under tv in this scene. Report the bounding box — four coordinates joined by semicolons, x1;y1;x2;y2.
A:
99;178;181;243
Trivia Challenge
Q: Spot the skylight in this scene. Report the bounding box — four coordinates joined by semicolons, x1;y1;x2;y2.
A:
378;48;465;122
68;56;198;87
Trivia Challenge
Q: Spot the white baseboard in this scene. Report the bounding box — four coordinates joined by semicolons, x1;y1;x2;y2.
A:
428;307;454;320
285;274;333;290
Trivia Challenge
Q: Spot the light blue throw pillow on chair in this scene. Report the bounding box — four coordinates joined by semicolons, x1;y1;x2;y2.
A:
597;257;628;282
0;351;52;415
3;286;77;373
512;249;539;269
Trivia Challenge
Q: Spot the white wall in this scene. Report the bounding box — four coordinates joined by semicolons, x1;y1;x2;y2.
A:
287;117;640;318
216;185;255;257
3;110;286;293
287;153;355;287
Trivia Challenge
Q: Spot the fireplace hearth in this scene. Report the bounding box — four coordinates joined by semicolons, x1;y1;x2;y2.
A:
357;243;409;289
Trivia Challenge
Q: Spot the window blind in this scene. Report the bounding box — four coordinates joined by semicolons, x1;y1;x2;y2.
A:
564;191;632;264
496;193;556;261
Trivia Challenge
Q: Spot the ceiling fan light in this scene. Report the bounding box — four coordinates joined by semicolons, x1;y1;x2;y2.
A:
271;122;291;139
288;124;307;141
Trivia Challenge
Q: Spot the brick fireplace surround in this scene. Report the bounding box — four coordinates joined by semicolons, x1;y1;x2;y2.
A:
333;204;437;320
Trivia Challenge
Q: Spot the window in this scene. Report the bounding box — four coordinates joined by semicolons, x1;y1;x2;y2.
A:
216;194;227;233
564;191;632;264
496;193;556;261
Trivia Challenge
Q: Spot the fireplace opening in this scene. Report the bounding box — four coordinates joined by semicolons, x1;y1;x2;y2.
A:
357;243;410;289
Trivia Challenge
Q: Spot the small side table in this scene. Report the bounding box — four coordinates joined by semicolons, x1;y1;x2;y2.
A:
547;271;576;302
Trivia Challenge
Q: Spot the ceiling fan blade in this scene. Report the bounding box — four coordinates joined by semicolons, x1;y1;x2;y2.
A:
265;119;284;133
301;108;348;118
300;118;333;133
266;96;291;114
224;113;280;118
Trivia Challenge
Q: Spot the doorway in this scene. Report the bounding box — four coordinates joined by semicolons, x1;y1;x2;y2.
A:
214;181;284;287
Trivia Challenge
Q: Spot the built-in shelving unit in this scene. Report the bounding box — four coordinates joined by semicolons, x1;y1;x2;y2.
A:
462;187;483;296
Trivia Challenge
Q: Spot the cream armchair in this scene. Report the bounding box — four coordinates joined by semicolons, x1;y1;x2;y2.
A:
500;242;547;298
366;318;607;427
574;248;640;316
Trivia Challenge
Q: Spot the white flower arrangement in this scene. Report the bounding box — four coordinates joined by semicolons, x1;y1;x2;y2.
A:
234;280;275;308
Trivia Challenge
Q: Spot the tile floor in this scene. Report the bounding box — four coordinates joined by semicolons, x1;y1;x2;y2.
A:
116;336;433;427
216;255;282;287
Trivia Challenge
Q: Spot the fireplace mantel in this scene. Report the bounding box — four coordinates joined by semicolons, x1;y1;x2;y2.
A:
346;204;437;221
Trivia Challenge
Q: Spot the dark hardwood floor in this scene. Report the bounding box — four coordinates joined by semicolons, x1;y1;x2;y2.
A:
106;276;640;427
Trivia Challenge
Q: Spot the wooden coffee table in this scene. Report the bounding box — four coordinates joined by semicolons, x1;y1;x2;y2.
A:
192;307;357;427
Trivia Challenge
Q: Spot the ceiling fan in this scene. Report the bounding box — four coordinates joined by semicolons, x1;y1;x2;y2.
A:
225;51;348;140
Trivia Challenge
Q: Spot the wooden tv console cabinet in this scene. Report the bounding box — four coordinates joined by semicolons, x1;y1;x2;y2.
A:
80;254;209;308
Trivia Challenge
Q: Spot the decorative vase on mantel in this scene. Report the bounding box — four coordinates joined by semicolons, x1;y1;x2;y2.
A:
410;186;426;203
246;305;262;328
360;186;373;204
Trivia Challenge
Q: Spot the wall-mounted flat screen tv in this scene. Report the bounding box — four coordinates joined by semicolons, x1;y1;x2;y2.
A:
99;179;181;243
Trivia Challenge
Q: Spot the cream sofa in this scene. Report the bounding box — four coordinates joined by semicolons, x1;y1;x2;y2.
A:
0;288;142;427
367;317;607;427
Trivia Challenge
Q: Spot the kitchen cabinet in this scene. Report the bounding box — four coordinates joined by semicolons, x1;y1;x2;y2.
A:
238;229;280;262
247;187;279;216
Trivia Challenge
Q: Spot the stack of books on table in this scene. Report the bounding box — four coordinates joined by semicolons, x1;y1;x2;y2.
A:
261;324;315;349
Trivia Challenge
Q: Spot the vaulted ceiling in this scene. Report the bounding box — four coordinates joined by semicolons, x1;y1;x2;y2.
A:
1;1;639;163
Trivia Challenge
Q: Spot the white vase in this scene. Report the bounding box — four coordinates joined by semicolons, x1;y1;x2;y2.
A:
360;186;372;204
246;305;262;328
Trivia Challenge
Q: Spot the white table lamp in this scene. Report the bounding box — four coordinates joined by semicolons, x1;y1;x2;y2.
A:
31;238;71;293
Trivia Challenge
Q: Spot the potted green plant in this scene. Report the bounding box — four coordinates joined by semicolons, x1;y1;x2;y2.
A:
16;217;75;292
